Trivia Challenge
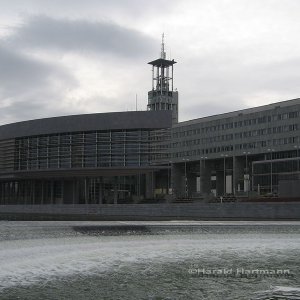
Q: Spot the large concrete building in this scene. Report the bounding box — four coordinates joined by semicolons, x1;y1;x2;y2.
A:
170;99;300;198
0;110;172;205
0;38;300;206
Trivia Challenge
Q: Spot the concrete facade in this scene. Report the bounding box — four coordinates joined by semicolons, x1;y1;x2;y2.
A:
169;98;300;198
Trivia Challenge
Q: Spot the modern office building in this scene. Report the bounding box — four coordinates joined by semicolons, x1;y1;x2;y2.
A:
169;99;300;198
0;38;300;206
0;110;173;205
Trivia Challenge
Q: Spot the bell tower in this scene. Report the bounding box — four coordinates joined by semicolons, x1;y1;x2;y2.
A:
147;34;178;123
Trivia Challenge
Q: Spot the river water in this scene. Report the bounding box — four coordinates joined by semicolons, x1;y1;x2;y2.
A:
0;221;299;299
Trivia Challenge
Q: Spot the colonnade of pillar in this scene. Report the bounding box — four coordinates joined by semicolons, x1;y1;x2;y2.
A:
171;156;250;198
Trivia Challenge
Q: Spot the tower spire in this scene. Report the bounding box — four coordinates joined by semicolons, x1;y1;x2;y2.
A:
161;33;166;59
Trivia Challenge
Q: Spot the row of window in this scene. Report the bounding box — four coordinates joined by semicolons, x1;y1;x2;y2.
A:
240;124;299;138
173;136;299;158
173;110;300;138
174;144;234;158
17;144;149;156
16;155;150;170
253;160;298;174
17;131;151;148
173;124;299;147
13;130;158;170
235;136;298;149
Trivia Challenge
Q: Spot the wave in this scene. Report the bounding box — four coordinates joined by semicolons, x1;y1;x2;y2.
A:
252;285;300;299
0;226;299;292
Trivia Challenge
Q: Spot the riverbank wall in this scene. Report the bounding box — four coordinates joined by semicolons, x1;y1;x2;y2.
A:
0;202;300;221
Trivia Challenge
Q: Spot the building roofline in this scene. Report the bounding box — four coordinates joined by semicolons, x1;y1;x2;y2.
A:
174;97;300;127
0;110;172;141
0;110;145;127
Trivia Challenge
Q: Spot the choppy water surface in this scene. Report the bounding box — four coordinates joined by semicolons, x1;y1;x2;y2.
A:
0;221;299;300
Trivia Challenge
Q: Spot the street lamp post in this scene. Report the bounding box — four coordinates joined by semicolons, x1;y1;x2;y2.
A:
243;151;251;197
221;154;228;196
183;158;189;198
267;149;275;195
167;160;172;194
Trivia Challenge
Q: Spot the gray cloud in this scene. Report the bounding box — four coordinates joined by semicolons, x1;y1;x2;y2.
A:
0;13;159;125
1;96;57;125
0;14;159;124
0;87;84;126
176;52;300;122
0;45;77;124
9;15;156;59
1;1;300;125
0;0;175;19
0;45;55;94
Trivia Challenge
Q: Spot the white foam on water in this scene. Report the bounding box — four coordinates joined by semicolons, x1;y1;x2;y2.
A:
272;286;300;292
0;229;299;291
252;285;300;299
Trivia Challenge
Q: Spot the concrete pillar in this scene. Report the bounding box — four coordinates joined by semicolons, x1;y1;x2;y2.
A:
233;156;244;195
233;156;236;195
187;164;197;197
172;164;184;198
145;172;155;199
200;160;212;196
11;182;15;205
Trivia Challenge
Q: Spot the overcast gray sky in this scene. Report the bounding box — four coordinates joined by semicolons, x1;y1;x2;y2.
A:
1;0;300;125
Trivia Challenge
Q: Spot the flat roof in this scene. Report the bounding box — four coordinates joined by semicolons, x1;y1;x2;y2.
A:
174;97;300;128
0;110;172;141
148;58;176;67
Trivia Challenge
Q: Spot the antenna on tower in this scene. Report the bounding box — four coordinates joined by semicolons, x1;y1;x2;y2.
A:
161;33;166;59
